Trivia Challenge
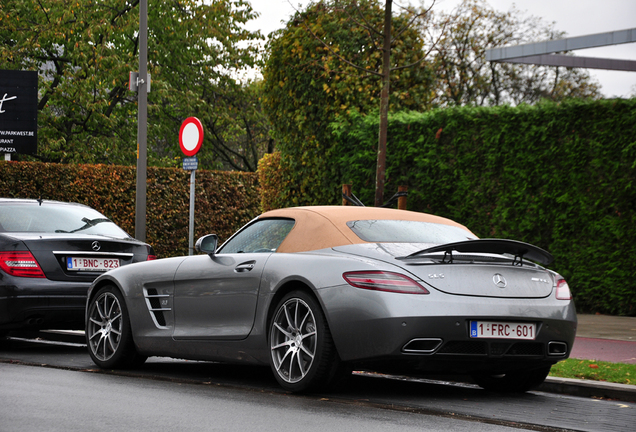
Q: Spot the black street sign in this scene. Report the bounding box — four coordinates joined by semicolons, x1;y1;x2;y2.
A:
0;70;38;155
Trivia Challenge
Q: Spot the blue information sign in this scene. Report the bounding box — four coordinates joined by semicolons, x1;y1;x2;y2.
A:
183;156;198;170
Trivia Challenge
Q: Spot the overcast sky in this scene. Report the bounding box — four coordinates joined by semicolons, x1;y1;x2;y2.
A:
247;0;636;98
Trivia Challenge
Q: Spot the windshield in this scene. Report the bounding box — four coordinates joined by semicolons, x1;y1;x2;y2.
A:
219;218;295;253
347;220;477;244
0;203;131;239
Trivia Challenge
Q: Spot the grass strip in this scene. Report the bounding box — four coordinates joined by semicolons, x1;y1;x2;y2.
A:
550;359;635;385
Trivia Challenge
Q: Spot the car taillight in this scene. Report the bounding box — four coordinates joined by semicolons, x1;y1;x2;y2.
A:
555;278;572;300
146;245;156;261
343;271;429;294
0;251;46;278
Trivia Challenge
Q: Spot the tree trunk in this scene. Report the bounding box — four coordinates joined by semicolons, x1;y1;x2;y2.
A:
375;0;392;207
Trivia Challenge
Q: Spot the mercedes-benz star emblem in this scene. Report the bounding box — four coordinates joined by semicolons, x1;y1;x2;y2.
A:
91;241;101;252
493;273;507;288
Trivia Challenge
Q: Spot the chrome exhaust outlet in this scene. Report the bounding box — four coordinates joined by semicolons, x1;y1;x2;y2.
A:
402;338;443;353
548;341;568;356
26;317;44;326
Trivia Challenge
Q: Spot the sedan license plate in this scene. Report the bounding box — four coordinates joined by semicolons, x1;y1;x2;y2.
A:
470;321;536;340
67;257;120;272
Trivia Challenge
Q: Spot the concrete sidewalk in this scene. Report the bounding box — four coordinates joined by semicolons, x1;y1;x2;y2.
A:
575;313;636;342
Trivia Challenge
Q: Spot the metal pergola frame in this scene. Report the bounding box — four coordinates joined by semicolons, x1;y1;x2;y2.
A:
486;28;636;72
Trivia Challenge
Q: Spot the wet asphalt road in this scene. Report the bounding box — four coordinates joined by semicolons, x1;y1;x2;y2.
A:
0;337;634;432
0;361;526;432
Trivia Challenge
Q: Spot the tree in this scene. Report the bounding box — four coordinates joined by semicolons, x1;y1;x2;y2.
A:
426;0;601;107
198;79;274;172
262;0;435;206
0;0;266;170
374;0;435;206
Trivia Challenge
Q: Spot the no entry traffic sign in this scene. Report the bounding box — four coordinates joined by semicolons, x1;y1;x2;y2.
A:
179;116;203;256
179;117;203;156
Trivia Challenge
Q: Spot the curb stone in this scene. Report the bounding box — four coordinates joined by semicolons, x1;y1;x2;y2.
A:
540;376;636;402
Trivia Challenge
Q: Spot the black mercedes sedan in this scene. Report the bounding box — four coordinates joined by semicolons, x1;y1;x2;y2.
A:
0;198;155;334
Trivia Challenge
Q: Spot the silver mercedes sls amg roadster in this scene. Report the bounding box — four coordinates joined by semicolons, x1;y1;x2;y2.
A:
85;206;576;393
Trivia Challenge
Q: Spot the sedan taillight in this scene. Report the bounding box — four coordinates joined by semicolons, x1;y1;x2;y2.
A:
343;271;430;294
146;245;156;261
555;278;572;300
0;251;46;278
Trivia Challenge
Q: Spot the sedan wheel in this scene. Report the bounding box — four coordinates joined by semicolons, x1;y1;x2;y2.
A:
269;291;347;392
86;285;146;369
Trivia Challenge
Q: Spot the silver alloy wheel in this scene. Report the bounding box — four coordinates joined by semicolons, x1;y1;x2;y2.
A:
87;291;124;362
270;297;317;384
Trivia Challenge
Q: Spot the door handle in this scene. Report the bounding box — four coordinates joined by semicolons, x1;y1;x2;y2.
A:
235;261;255;272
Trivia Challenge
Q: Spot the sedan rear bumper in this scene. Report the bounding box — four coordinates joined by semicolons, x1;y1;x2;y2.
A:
0;278;89;330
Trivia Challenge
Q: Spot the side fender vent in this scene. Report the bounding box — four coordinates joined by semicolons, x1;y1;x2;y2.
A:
144;288;171;328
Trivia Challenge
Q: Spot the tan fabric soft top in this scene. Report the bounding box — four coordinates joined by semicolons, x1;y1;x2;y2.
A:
261;206;474;253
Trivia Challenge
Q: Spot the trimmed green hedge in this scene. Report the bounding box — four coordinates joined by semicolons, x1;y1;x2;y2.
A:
0;162;260;258
258;152;284;212
327;99;636;315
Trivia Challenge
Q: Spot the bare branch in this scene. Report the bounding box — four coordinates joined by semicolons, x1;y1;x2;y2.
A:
391;0;436;42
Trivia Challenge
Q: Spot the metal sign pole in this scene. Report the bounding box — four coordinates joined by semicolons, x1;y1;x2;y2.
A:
189;168;196;255
135;0;148;242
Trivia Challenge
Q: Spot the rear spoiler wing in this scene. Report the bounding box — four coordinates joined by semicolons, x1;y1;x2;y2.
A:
397;239;554;265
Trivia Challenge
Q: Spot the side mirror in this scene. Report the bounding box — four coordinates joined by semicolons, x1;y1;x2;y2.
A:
195;234;218;255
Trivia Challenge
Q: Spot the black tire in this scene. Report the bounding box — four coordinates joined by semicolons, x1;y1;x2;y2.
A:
269;290;349;392
86;285;147;369
471;365;552;393
0;330;8;346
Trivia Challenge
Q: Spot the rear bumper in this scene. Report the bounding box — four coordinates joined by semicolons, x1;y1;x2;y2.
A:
342;315;575;375
320;284;577;374
0;277;89;330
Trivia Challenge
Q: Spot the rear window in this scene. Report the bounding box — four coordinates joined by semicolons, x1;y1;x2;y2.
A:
0;203;131;239
346;220;477;243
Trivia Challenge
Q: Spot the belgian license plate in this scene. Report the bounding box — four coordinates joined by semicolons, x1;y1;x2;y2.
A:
470;321;536;340
67;257;120;272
